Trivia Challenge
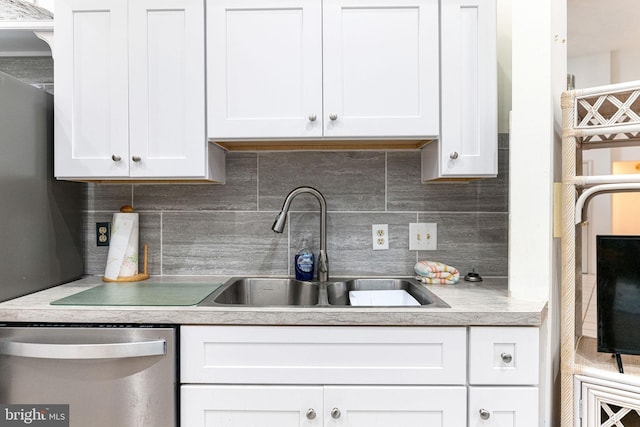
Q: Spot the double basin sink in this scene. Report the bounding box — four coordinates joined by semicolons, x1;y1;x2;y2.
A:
198;277;449;308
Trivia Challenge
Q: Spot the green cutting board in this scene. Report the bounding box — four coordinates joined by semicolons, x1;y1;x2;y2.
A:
51;281;223;306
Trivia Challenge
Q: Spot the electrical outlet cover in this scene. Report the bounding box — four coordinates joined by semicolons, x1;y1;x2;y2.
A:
96;222;110;247
372;224;389;250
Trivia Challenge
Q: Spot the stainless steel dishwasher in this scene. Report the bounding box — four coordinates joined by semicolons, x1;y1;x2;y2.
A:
0;324;177;426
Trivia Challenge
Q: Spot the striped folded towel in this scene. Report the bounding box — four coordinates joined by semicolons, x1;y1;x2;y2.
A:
414;260;460;284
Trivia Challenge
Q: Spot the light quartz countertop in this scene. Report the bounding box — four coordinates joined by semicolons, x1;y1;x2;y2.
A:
0;276;547;326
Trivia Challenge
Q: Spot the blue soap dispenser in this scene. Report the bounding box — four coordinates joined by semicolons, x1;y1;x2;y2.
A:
294;232;315;281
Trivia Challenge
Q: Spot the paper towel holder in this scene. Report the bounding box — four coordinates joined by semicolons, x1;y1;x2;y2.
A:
102;243;150;283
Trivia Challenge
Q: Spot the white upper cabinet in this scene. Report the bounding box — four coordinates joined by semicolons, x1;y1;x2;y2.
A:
55;0;225;181
55;0;129;178
207;0;439;140
422;0;497;180
322;0;439;138
207;0;323;139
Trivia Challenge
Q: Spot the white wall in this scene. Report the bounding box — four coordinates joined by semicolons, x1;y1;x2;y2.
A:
612;49;640;83
568;47;640;87
568;52;611;89
510;1;566;425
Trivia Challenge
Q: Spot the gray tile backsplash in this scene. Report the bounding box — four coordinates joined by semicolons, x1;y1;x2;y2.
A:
259;152;386;211
83;137;510;278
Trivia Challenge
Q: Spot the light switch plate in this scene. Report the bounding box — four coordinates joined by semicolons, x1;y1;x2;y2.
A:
409;223;437;250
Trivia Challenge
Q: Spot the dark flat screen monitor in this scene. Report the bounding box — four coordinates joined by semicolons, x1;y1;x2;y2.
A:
597;235;640;356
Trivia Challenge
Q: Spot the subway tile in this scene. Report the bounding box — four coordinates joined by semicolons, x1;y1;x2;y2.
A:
133;152;258;211
162;211;288;275
387;148;509;212
83;211;161;276
258;152;386;211
290;212;417;277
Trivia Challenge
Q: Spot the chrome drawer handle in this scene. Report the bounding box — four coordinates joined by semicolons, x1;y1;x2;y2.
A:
501;352;513;363
306;409;316;420
111;154;121;162
132;156;142;163
479;409;490;420
329;113;338;121
331;408;341;419
450;151;459;159
308;114;317;122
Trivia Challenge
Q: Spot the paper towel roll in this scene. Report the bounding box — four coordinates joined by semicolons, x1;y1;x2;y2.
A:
104;211;139;280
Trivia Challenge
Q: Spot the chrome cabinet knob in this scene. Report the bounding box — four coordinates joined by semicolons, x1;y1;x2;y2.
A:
132;156;142;163
306;409;316;420
479;409;491;420
330;408;341;419
450;151;459;159
111;154;121;162
308;114;317;122
329;113;338;121
501;352;513;363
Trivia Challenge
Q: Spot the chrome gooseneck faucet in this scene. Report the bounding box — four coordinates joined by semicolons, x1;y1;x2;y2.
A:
272;186;328;281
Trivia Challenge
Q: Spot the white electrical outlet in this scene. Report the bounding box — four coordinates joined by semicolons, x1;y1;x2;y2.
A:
372;224;389;250
409;223;437;250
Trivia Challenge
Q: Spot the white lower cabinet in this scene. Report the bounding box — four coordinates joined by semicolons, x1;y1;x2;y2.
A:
180;325;540;427
468;387;538;427
181;385;466;427
468;327;540;427
181;385;322;427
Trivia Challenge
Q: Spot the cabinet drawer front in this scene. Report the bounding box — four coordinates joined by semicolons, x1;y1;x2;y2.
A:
181;326;466;385
468;386;539;427
469;327;539;385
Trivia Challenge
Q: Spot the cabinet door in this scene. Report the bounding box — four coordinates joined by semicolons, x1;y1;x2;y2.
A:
129;0;206;178
468;387;538;427
181;385;323;427
424;0;497;179
207;0;323;139
322;0;439;138
54;0;129;178
324;386;466;427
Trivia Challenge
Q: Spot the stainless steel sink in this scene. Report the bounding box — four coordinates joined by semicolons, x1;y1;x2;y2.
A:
197;277;449;308
326;278;450;307
198;277;320;306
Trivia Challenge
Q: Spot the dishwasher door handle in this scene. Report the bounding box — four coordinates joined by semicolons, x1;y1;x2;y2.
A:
0;339;166;359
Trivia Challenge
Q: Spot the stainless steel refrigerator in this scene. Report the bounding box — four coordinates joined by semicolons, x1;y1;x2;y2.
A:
0;72;177;426
0;70;84;302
